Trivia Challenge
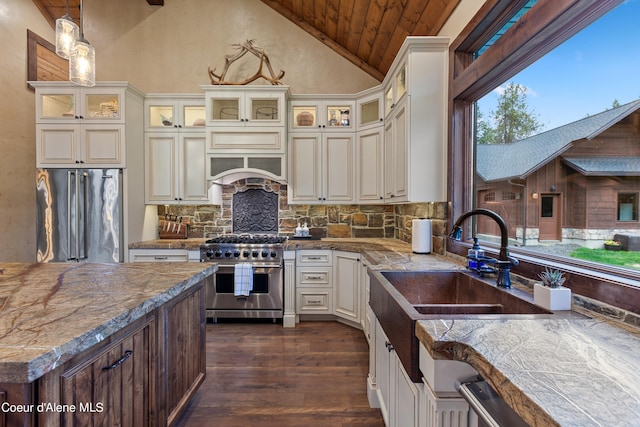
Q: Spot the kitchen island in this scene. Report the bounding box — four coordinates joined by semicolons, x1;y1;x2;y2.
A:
0;261;217;426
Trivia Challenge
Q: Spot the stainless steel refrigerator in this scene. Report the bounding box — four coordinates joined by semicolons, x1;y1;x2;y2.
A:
36;168;124;263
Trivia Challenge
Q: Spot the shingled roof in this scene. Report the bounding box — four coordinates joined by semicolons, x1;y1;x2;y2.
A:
476;99;640;182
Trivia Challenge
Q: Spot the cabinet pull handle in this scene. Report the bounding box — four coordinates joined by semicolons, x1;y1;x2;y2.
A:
154;256;168;260
385;341;394;352
306;256;322;260
305;275;324;279
102;350;133;371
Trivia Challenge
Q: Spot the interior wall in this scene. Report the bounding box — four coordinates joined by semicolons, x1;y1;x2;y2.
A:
85;0;380;94
0;0;53;262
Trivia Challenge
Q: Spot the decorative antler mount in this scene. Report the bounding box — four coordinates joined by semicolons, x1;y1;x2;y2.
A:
208;40;285;85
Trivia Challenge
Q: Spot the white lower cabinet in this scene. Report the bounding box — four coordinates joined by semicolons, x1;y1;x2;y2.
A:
333;251;361;323
295;250;333;315
372;318;420;427
294;250;362;326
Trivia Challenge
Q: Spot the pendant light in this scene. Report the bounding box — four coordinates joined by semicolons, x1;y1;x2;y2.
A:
55;0;79;59
69;0;96;87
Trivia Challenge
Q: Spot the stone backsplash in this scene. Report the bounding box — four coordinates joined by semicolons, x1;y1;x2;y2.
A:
157;178;448;254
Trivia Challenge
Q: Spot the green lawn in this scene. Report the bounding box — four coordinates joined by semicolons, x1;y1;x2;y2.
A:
569;248;640;270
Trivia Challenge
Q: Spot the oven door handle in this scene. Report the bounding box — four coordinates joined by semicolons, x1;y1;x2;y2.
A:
236;264;282;269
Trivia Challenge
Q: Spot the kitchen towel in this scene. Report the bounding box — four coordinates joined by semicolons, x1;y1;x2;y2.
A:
412;219;432;254
234;263;254;296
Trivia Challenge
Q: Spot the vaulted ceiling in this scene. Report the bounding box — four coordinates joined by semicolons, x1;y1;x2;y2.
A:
31;0;460;81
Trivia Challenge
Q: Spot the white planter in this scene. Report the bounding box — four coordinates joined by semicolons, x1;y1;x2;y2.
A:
533;283;572;311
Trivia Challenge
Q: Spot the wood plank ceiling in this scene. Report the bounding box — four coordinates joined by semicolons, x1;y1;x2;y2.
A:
31;0;460;81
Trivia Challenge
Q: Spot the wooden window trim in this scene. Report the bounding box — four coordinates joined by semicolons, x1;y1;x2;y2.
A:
447;0;640;313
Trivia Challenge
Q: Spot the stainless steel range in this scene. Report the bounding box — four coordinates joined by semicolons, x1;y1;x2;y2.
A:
200;234;287;320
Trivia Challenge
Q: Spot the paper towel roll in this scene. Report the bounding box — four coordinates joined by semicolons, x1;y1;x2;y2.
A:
412;219;432;254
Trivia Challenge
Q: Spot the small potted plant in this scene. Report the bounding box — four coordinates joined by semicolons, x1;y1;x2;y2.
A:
533;267;572;311
603;240;622;251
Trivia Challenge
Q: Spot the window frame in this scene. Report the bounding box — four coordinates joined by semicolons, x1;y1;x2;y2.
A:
617;193;638;222
447;0;640;313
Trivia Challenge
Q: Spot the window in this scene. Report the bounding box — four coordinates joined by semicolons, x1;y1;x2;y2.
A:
450;0;639;290
618;193;638;221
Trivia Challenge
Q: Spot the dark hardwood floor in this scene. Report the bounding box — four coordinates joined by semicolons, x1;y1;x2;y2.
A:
174;320;385;427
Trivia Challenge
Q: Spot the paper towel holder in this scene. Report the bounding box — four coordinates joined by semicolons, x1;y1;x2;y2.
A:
412;218;432;254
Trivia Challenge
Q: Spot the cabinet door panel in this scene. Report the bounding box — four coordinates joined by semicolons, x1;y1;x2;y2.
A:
324;134;355;202
145;134;178;202
60;319;153;427
181;135;208;201
393;104;407;200
333;251;360;322
289;134;322;202
37;126;77;165
82;125;124;165
357;128;383;202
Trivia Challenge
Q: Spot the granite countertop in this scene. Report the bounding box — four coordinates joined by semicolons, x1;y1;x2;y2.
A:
0;262;217;383
416;318;640;427
129;237;640;425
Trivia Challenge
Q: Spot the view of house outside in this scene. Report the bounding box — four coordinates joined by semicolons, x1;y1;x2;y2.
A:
473;0;640;271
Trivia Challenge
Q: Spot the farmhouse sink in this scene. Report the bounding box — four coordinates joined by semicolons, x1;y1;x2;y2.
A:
368;269;554;382
380;270;550;316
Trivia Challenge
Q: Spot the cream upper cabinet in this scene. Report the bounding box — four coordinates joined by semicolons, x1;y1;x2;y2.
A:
384;98;408;202
289;96;356;132
382;36;448;203
144;133;210;204
356;88;385;203
35;85;125;124
202;86;287;129
357;88;384;131
32;82;143;168
144;95;206;131
288;132;355;204
357;126;385;203
144;94;211;205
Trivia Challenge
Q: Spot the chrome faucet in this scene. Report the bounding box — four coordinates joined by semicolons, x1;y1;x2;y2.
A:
449;208;519;288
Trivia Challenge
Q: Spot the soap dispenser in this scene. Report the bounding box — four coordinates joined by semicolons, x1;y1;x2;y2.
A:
301;222;309;237
295;222;303;237
467;238;485;270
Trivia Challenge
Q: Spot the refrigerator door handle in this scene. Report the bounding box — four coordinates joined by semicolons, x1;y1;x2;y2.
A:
67;170;75;261
79;172;88;260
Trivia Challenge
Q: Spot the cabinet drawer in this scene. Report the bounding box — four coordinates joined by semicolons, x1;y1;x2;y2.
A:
296;250;332;266
297;268;331;287
129;249;189;262
297;290;332;313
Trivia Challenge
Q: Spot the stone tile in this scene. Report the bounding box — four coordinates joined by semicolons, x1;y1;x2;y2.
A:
353;228;384;238
328;224;352;238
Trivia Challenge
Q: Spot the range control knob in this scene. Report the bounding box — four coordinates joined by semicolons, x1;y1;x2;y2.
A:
261;250;269;258
214;250;222;258
233;250;241;257
224;250;232;258
252;250;259;257
243;250;250;258
270;251;278;258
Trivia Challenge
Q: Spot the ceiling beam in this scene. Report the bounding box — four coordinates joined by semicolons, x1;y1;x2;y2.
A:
260;0;384;81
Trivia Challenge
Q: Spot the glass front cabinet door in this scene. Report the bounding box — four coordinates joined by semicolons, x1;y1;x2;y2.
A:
37;87;125;123
289;98;356;131
145;97;206;131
